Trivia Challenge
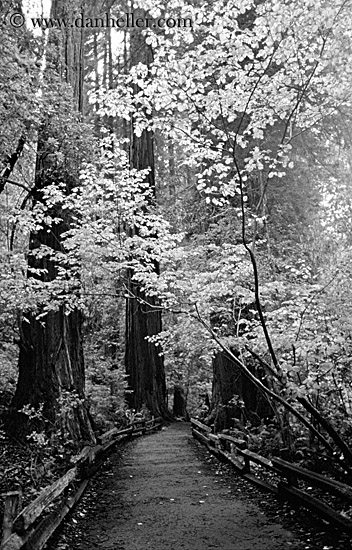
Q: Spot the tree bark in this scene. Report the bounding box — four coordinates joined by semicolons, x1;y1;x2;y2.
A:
125;287;167;417
209;351;272;432
173;385;189;419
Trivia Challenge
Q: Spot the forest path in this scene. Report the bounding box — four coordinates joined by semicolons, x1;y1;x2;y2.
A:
50;422;304;550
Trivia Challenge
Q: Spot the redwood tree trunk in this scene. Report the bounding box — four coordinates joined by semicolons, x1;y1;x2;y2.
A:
6;0;95;444
125;283;167;416
173;386;189;419
10;192;94;442
210;352;272;432
125;8;168;418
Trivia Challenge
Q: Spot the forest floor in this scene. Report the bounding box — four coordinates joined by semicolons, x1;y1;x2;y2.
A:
48;422;352;550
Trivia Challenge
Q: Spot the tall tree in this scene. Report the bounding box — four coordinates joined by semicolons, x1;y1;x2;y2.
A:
124;7;168;417
7;0;95;444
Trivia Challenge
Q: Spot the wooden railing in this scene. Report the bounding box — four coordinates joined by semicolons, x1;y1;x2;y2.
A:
1;417;162;550
191;417;352;534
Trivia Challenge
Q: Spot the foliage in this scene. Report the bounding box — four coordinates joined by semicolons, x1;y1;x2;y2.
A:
19;394;83;485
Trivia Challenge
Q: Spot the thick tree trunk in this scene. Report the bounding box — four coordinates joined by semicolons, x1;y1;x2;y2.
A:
173;386;189;419
11;309;93;442
7;132;95;443
8;188;94;442
124;8;168;418
210;352;272;432
125;284;167;417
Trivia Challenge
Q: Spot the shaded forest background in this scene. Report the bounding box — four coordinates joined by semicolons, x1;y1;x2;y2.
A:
2;0;352;482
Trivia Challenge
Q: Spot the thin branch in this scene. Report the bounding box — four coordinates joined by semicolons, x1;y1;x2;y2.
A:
3;178;31;192
245;346;282;382
0;135;26;194
234;151;280;371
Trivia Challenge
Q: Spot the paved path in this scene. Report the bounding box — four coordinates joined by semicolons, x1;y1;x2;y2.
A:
51;423;303;550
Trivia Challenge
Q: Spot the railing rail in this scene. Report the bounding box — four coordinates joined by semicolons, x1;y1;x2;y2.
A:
191;417;352;534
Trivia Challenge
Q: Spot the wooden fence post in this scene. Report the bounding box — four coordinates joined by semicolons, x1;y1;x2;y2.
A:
1;491;22;545
243;455;251;474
